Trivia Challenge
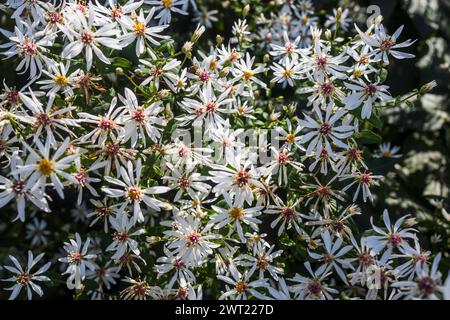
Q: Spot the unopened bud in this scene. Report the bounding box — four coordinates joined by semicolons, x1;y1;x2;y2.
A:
420;80;437;94
263;54;270;64
243;4;250;17
192;24;205;42
182;41;193;54
115;67;124;75
325;29;332;40
158;89;170;99
269;111;280;122
219;67;230;78
216;35;223;45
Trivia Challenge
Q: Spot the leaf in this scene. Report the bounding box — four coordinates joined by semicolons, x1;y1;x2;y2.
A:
368;113;383;129
112;57;132;69
358;129;382;144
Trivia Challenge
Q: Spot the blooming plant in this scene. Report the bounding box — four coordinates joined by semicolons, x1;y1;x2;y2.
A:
0;0;449;300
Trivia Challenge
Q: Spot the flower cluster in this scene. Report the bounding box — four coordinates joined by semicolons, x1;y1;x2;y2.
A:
0;0;447;300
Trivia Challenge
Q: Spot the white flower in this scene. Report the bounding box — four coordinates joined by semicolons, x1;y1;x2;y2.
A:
102;159;170;223
344;80;392;119
155;247;196;289
265;200;304;236
232;52;267;88
210;193;263;243
325;8;351;31
58;233;97;290
392;253;443;300
17;90;79;147
78;97;125;145
236;245;284;280
178;82;233;134
193;7;219;29
1;251;51;300
298;102;354;157
263;146;304;185
308;231;353;284
340;171;383;203
106;213;145;260
139;59;181;88
14;138;79;199
355;23;416;65
119;8;169;57
0;153;50;222
163;215;221;267
162;163;211;202
25;218;50;246
145;0;188;25
37;62;79;97
0;21;55;79
289;262;337;300
119;88;165;147
270;58;304;88
61;4;122;70
373;142;402;159
366;209;417;254
217;267;268;300
210;154;263;206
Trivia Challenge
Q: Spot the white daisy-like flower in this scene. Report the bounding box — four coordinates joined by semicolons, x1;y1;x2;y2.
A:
58;233;98;290
102;159;170;223
61;4;122;70
365;209;417;254
355;23;416;65
163;215;221;267
209;193;263;243
344;79;392;119
119;8;169;57
1;251;51;300
106;212;145;260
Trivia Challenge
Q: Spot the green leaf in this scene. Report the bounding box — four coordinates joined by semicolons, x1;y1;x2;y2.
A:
358;129;382;144
112;57;132;69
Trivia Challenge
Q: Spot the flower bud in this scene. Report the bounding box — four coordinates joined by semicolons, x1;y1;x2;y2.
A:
182;41;193;54
263;54;270;63
243;4;250;17
216;35;223;45
115;67;124;75
419;80;437;94
219;67;230;77
269;111;280;122
192;24;205;42
325;29;332;40
158;89;170;99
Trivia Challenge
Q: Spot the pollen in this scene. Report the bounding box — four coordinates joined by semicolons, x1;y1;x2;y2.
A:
133;21;146;35
162;0;173;8
229;207;245;220
286;133;295;143
243;70;253;79
54;75;68;87
235;280;247;293
38;158;55;176
127;186;142;201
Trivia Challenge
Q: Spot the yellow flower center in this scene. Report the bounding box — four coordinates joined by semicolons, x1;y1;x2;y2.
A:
286;133;295;143
353;69;362;78
243;70;253;79
209;59;218;71
282;69;292;78
133;21;145;35
162;0;173;8
38;158;55;176
235;281;247;293
127;186;142;201
54;75;68;87
229;207;244;220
